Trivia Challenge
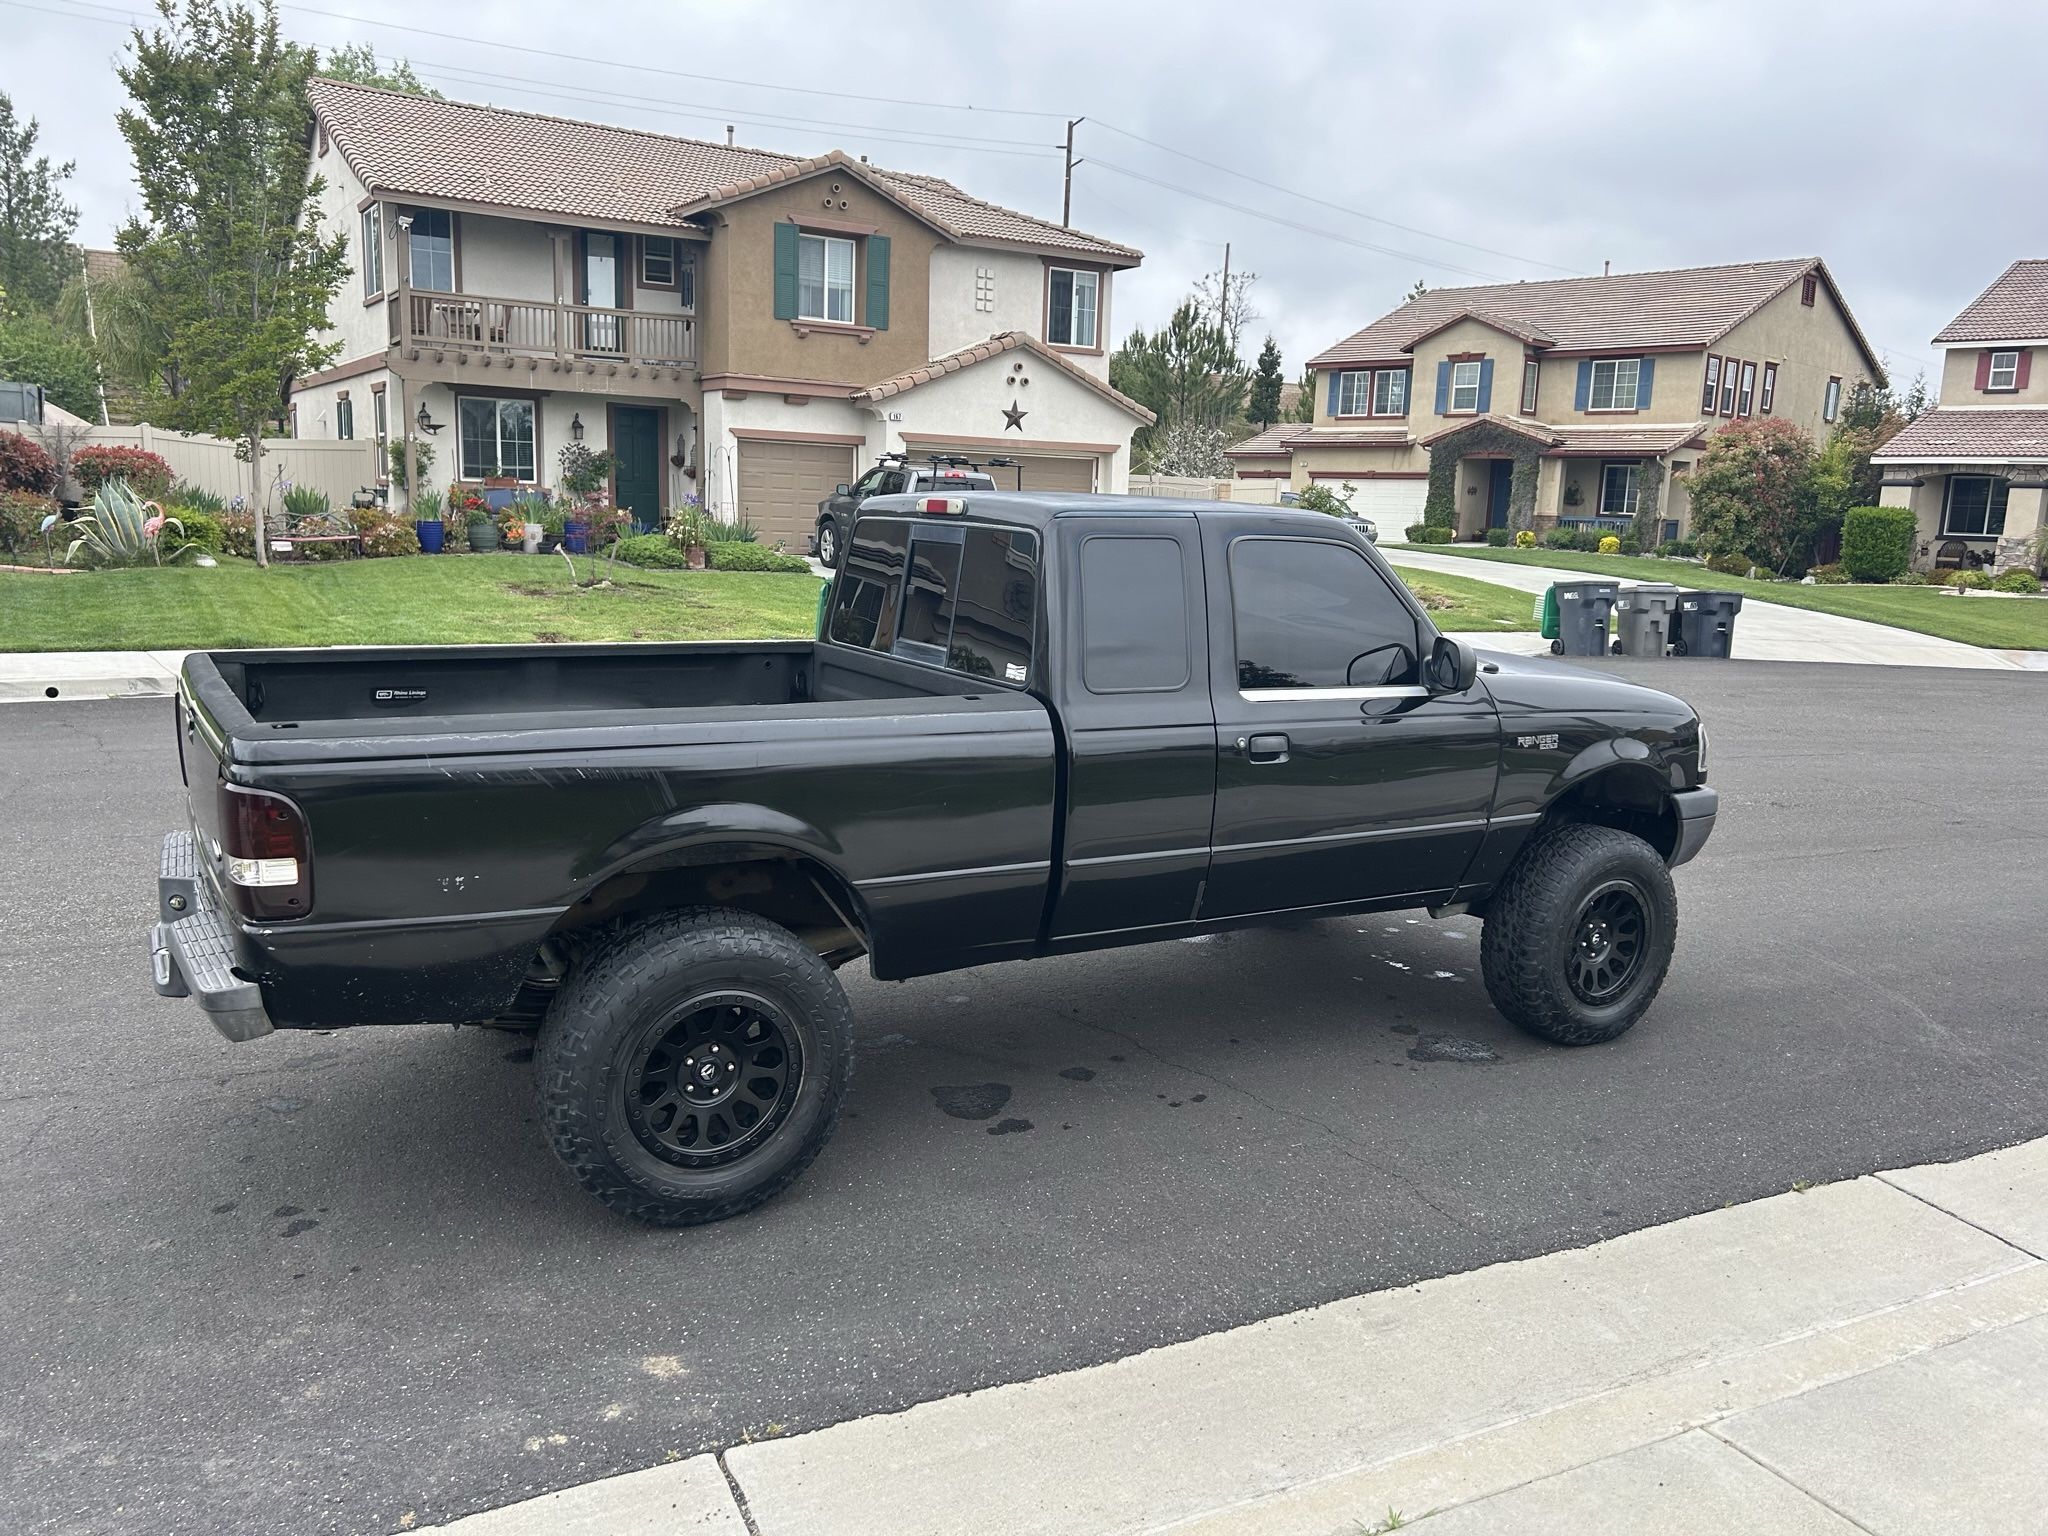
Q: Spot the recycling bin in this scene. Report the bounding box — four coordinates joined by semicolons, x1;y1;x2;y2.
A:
1547;581;1620;657
1613;583;1682;657
1673;591;1745;658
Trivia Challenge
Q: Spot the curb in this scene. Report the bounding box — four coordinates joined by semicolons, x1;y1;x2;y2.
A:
0;650;187;703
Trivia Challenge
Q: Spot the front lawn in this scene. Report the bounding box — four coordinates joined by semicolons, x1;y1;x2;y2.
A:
1390;545;2048;651
1393;567;1538;632
0;554;826;652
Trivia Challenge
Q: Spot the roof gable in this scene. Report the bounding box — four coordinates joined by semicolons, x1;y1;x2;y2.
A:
852;331;1156;423
1931;260;2048;344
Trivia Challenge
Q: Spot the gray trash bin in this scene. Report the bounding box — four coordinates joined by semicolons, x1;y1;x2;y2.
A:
1673;591;1744;658
1613;583;1682;657
1548;581;1620;656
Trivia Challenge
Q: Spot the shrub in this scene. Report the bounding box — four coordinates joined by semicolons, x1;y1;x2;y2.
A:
703;517;758;544
387;438;435;489
706;541;812;572
1575;528;1607;552
0;488;58;553
0;431;59;494
1485;528;1511;547
72;446;173;501
282;484;333;522
1839;505;1916;583
614;532;691;569
1808;563;1850;584
1410;525;1454;545
169;483;226;515
1403;522;1429;541
217;508;256;559
1542;528;1575;549
1514;530;1536;549
1656;539;1699;559
1618;537;1642;556
63;480;196;567
1296;482;1352;517
350;506;421;558
169;508;225;554
1598;535;1621;554
1993;568;2042;594
1706;552;1754;578
1944;568;1993;590
1889;570;1931;585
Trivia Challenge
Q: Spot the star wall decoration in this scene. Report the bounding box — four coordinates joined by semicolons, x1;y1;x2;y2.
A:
1001;402;1028;432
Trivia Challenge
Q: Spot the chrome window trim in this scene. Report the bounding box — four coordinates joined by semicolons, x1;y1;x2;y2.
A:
1238;685;1429;703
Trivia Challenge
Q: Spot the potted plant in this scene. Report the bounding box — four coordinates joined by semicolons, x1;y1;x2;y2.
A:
466;501;497;552
411;487;446;554
556;441;615;554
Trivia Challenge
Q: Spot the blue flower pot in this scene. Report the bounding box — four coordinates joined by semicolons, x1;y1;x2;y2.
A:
414;519;445;554
563;520;589;554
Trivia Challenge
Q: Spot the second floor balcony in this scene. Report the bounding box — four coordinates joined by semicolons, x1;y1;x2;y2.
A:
393;288;697;373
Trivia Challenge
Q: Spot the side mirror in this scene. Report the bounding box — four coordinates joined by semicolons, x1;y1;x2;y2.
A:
1428;635;1479;694
835;484;851;497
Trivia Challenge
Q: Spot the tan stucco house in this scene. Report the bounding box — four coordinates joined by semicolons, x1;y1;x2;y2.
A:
1870;260;2048;574
1230;258;1883;543
292;79;1152;548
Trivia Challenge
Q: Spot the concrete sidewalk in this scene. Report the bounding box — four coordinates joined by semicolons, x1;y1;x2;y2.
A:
1387;547;2048;670
419;1137;2048;1535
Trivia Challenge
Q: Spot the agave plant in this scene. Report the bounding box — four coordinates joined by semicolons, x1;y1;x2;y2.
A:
64;480;193;568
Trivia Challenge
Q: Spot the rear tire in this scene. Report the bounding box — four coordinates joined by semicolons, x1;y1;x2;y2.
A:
816;519;842;569
1480;823;1676;1046
536;908;852;1226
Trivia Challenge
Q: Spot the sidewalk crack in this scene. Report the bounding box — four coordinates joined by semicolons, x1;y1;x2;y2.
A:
1875;1170;2046;1262
1702;1426;1886;1535
716;1450;763;1536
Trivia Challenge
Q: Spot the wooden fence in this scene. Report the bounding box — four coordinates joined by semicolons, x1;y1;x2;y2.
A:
19;422;383;508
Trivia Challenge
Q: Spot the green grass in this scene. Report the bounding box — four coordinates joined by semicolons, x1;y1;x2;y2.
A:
1389;545;2048;651
0;553;827;652
1393;567;1539;632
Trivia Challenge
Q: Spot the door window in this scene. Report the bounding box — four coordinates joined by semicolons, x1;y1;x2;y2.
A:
1230;538;1420;691
1080;536;1190;693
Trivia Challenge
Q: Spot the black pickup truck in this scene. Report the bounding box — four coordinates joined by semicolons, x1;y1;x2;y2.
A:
150;492;1715;1225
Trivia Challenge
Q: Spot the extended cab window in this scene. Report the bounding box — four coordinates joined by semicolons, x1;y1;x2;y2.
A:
828;519;1039;684
1080;536;1190;693
1230;538;1421;691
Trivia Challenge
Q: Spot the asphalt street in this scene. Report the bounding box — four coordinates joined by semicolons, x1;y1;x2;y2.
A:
3;663;2045;1536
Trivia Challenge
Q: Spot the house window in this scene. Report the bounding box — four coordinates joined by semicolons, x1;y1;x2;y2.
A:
797;233;856;324
1737;361;1757;417
1373;368;1408;416
1047;266;1100;349
1600;463;1640;519
1520;359;1540;414
457;394;537;481
1988;350;2020;391
1759;362;1777;415
360;206;382;299
371;387;387;445
1701;356;1721;413
1720;360;1739;416
1449;359;1482;412
406;207;454;292
335;393;353;441
1823;376;1842;423
1801;274;1817;306
640;237;677;287
1335;370;1372;416
974;266;995;313
1588;358;1641;412
1941;476;2009;538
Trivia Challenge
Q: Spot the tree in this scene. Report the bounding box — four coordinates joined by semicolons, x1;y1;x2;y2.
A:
1291;368;1316;422
0;92;79;317
320;43;442;96
1813;373;1928;530
1110;299;1248;470
116;0;348;566
1154;418;1231;478
0;312;100;417
1247;335;1284;428
1193;263;1258;361
1687;417;1819;574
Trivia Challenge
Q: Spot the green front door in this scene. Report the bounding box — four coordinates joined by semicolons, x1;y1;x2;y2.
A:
612;407;662;532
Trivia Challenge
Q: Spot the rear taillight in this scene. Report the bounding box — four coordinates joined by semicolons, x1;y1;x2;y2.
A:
219;782;313;920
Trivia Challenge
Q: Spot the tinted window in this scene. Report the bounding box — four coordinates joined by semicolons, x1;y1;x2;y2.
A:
1230;538;1419;690
1080;536;1190;693
828;518;909;651
826;520;1038;685
895;526;964;667
948;527;1038;683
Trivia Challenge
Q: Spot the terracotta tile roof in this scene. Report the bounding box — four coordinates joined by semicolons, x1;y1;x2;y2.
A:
1226;423;1304;457
81;248;126;285
307;78;1139;262
1544;422;1711;457
1870;408;2048;462
1404;307;1556;350
1288;426;1412;449
851;331;1156;423
1309;259;1883;379
1930;261;2048;344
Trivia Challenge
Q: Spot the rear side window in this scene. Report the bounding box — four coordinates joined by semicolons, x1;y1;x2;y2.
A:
828;519;1039;684
1080;535;1190;693
1230;537;1420;690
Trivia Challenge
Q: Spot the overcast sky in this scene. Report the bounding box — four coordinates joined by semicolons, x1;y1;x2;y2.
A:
8;0;2044;395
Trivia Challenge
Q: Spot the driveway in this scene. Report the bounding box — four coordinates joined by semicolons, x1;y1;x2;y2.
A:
1385;548;2034;669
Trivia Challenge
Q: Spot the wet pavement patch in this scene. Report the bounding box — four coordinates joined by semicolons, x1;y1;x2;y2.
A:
986;1118;1033;1137
931;1083;1012;1121
1407;1036;1501;1063
1389;1023;1420;1036
1058;1066;1096;1082
281;1219;320;1238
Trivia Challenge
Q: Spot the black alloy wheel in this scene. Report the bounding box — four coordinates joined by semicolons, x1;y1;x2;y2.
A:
625;993;801;1168
1567;882;1651;1005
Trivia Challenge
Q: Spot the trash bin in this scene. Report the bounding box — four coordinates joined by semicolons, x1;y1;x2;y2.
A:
1612;583;1682;657
1673;591;1744;658
1537;585;1560;641
1548;581;1620;656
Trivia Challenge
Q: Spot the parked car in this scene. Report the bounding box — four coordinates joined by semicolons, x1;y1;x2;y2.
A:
151;491;1716;1227
1340;513;1378;543
812;456;999;567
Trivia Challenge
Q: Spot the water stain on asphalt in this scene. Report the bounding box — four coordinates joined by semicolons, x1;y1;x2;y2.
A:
502;1047;534;1064
259;1096;306;1115
273;1205;303;1218
987;1118;1033;1136
931;1083;1011;1120
1058;1066;1096;1082
210;1201;236;1215
1408;1036;1501;1063
281;1219;320;1238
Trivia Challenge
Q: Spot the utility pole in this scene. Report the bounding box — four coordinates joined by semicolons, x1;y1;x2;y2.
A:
1220;241;1231;347
1061;117;1085;227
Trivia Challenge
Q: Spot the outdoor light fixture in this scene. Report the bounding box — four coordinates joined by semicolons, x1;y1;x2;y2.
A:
571;412;584;442
415;401;442;435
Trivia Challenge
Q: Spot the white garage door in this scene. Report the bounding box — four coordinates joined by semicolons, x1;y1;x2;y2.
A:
737;439;858;551
1342;478;1428;525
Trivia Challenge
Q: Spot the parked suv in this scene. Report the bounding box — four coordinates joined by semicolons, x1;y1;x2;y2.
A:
813;457;999;567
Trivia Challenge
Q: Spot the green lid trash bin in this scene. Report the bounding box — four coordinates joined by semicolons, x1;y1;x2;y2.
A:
1538;584;1560;641
1548;581;1620;657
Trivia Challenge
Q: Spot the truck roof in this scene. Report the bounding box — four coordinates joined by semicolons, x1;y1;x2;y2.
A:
856;490;1328;533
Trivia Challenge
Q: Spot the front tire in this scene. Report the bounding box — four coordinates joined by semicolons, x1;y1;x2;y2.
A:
1480;823;1677;1046
816;519;842;569
536;908;853;1225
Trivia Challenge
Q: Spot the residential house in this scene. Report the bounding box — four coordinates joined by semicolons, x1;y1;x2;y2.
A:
1870;260;2048;573
293;80;1151;547
1228;259;1883;543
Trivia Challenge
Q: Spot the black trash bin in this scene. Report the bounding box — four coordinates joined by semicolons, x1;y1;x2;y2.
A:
1548;581;1620;656
1673;591;1744;657
1613;583;1682;657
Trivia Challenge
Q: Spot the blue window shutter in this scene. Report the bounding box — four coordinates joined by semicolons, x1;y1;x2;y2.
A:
1574;361;1593;411
1636;357;1654;410
1434;362;1450;414
1476;359;1494;413
1326;370;1341;416
772;222;799;321
865;234;891;330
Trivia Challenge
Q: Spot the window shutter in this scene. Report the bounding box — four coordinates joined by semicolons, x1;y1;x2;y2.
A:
1975;351;1993;391
1636;357;1654;410
1574;361;1592;412
865;234;891;331
2018;350;2034;389
1434;362;1451;415
1476;358;1494;413
772;222;800;321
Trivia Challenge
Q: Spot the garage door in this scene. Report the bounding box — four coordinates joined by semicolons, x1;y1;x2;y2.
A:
1342;478;1427;524
737;439;858;551
909;445;1098;496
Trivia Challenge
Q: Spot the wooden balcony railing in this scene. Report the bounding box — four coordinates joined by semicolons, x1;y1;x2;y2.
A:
396;290;697;369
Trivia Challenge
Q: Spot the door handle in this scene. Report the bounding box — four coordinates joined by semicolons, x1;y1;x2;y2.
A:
1243;732;1290;764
